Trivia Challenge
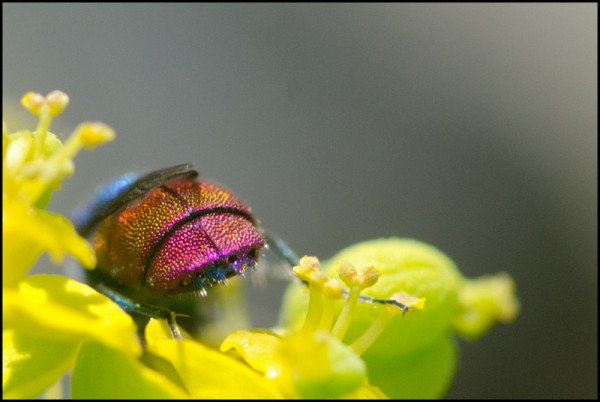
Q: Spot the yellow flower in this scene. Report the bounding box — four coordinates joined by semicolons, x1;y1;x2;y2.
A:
2;91;128;399
3;91;115;287
278;238;520;399
221;256;425;399
143;320;283;399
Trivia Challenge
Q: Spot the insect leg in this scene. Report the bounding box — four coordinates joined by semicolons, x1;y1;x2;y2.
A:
262;231;300;267
95;283;184;339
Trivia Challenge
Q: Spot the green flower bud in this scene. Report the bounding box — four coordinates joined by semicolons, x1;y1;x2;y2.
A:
324;238;462;356
281;238;463;355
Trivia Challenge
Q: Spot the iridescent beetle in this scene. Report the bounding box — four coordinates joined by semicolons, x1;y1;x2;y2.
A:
73;163;296;338
73;163;409;339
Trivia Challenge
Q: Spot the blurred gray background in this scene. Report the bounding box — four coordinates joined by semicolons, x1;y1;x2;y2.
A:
3;3;597;399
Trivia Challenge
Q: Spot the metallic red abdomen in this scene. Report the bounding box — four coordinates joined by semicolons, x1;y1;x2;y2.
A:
92;177;264;295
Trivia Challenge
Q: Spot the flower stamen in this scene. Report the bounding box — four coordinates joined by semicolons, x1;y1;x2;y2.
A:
21;91;69;159
317;280;343;332
350;306;395;355
7;92;115;206
294;257;328;333
350;293;424;355
331;263;380;341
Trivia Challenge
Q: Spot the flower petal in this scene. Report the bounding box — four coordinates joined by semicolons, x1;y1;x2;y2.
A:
145;320;283;399
71;341;189;399
3;274;141;357
220;329;281;373
3;198;96;287
2;328;79;399
277;331;366;399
